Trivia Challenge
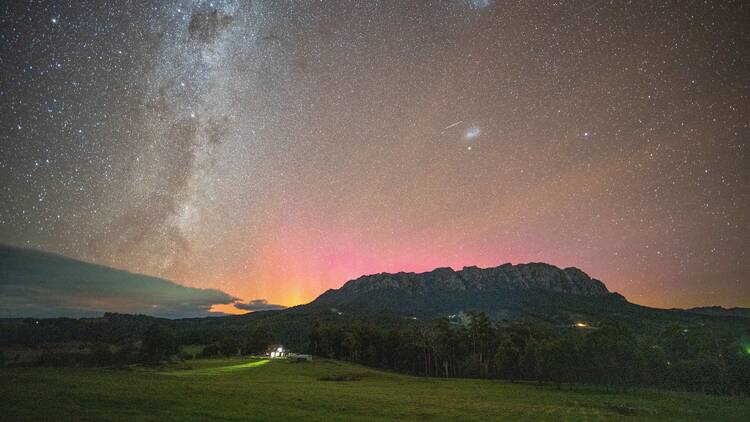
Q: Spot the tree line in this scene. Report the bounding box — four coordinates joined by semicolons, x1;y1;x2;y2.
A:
0;314;276;367
309;312;750;396
3;311;748;396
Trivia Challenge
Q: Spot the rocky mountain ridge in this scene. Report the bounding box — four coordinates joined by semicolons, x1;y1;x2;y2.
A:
329;262;615;298
309;262;627;319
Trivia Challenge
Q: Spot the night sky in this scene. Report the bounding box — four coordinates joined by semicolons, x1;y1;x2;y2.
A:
1;0;748;314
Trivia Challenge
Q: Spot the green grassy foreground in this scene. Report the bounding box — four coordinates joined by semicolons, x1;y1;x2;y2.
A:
1;358;748;421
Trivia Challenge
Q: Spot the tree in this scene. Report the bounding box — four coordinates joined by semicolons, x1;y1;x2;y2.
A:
639;342;668;387
465;312;494;377
495;338;522;382
582;323;642;391
219;336;239;357
519;339;541;381
201;343;221;358
141;324;177;364
242;327;272;355
88;343;115;366
693;356;729;394
309;320;322;355
496;324;538;382
724;340;750;396
538;337;579;389
432;318;457;378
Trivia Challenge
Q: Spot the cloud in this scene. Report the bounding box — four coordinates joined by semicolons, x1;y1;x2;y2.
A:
234;299;287;312
0;245;238;319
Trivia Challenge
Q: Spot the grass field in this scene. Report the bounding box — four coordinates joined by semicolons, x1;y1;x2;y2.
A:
2;358;748;421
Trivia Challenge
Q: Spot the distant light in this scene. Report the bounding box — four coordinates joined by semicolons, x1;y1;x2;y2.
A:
575;322;588;328
745;345;750;356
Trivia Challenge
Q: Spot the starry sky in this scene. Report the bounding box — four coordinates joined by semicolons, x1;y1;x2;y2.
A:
1;0;749;315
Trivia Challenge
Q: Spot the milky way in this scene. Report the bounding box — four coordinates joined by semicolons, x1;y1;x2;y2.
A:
1;0;749;311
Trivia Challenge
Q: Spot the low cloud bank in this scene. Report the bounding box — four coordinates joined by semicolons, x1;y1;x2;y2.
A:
234;299;287;312
0;246;238;318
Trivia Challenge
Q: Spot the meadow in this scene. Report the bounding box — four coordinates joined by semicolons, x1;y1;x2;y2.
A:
1;358;748;421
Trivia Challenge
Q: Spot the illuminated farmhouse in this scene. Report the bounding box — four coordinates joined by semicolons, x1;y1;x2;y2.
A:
268;345;286;359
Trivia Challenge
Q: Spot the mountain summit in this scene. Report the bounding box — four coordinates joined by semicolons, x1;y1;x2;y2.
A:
310;263;626;320
335;263;611;297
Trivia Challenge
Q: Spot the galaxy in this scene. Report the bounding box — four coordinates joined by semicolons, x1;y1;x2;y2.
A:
1;0;748;315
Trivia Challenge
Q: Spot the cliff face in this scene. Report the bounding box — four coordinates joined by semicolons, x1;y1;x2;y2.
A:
327;263;611;299
310;263;624;319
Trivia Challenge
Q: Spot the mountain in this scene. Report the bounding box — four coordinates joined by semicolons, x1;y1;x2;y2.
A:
307;263;630;321
686;306;750;319
328;263;615;298
232;261;749;348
